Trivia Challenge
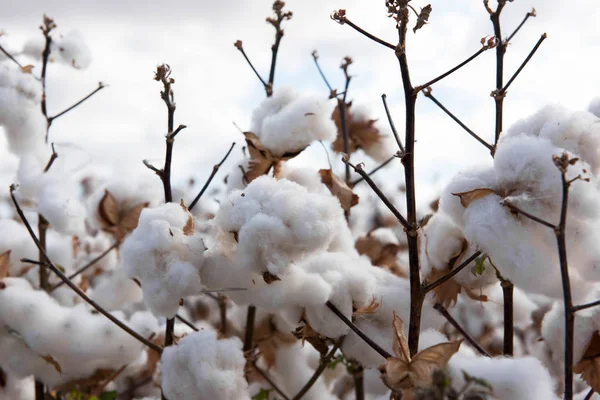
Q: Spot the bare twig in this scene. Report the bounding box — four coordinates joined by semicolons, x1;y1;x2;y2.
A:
342;157;410;230
175;314;199;332
234;41;269;93
338;57;353;187
40;15;56;143
583;388;594;400
188;142;236;211
50;242;119;291
266;0;292;96
381;94;404;154
251;361;291;400
422;251;482;294
415;45;492;93
311;50;334;94
573;300;600;313
10;186;163;354
501;200;556;229
330;11;396;50
0;43;24;69
422;88;494;152
506;9;537;43
43;143;58;172
488;1;507;147
49;82;105;122
353;365;365;400
218;295;228;335
434;303;490;357
325;300;392;359
243;305;257;352
500;33;547;94
502;280;514;356
351;155;395;186
292;337;344;400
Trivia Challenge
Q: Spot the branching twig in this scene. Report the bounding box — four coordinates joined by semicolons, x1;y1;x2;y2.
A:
43;143;58;172
500;33;547;94
422;88;494;152
311;51;334;94
434;303;490;357
330;10;396;50
234;41;269;93
501;200;556;229
573;300;600;313
351;155;395;186
188;142;236;211
381;94;404;154
422;251;482;294
342;157;410;230
0;43;24;69
292;337;344;400
506;8;537;43
10;186;163;354
325;300;392;359
266;1;292;95
50;242;119;291
49;82;105;122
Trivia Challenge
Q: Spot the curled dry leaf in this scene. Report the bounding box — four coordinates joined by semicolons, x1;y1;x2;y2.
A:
97;190;149;241
41;354;62;373
353;296;381;317
294;317;329;356
319;168;359;212
574;332;600;393
244;132;304;183
331;102;384;156
20;65;35;74
355;233;405;277
381;312;462;391
0;250;10;280
452;188;496;208
413;5;432;33
180;200;194;236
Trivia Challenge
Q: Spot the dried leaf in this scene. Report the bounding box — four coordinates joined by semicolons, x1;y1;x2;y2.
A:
427;268;462;308
20;65;34;74
0;250;10;279
262;271;281;284
413;5;432;33
452;188;496;208
574;332;600;393
244;132;275;182
180;200;194;236
355;233;405;277
119;202;149;233
41;354;62;373
382;313;462;391
98;190;119;227
319;169;359;212
331;102;384;155
353;296;381;317
55;368;115;393
294;321;329;356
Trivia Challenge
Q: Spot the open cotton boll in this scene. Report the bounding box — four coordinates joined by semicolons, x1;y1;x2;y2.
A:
420;213;465;279
160;329;249;400
0;278;155;387
217;176;346;276
53;30;91;69
541;301;596;366
37;180;87;236
447;354;558;400
505;104;569;142
89;266;143;311
250;87;337;156
122;203;206;318
0;64;46;156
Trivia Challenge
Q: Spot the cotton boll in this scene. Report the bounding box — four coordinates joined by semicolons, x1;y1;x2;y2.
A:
160;329;249;400
89;266;143;311
276;164;328;195
250;87;337;156
122;203;206;318
420;213;465;279
505;104;569;141
53;30;91;69
0;65;46;156
37;181;87;236
0;278;152;387
447;354;558;400
217;176;346;276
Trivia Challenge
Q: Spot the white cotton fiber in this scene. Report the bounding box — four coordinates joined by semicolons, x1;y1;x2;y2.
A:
122;203;206;318
250;87;337;156
160;329;249;400
53;30;91;69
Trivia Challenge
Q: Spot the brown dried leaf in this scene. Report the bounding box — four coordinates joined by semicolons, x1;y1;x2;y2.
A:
180;200;194;236
20;65;34;74
383;313;461;391
574;332;600;393
353;296;381;317
452;188;496;208
262;271;281;284
331;102;383;155
119;202;149;233
41;354;62;373
413;5;432;33
0;250;10;279
427;268;462;308
244;132;275;182
319;168;359;212
98;190;119;227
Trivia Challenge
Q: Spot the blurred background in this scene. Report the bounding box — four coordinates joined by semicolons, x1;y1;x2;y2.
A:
1;0;599;209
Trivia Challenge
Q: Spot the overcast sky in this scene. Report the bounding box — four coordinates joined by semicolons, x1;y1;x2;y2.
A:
2;0;599;207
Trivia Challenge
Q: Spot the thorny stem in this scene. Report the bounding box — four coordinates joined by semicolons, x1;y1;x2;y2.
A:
49;82;105;122
506;8;537;44
422;88;494;152
433;303;490;357
292;337;344;400
415;45;492;93
325;300;392;359
351;155;395;186
251;361;291;400
422;251;482;294
381;94;404;154
188;142;236;211
500;33;547;94
10;186;163;355
50;242;119;291
342;158;410;230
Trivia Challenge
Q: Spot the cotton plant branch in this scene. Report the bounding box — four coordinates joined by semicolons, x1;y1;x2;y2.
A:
433;303;490;358
421;251;482;294
381;94;404;155
330;10;396;50
9;185;163;355
422;88;494;153
506;8;537;44
188;142;236;211
243;305;257;353
40;15;55;143
573;299;600;313
351;155;396;186
292;337;345;400
233;40;269;93
499;33;547;94
353;365;365;400
48;82;106;122
0;43;25;69
251;361;291;400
